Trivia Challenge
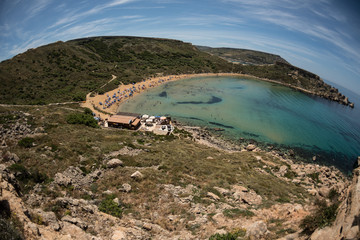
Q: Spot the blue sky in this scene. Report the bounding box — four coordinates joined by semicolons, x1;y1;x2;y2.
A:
1;0;360;94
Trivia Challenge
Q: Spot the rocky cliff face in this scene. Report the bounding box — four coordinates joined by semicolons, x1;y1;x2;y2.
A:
310;157;360;240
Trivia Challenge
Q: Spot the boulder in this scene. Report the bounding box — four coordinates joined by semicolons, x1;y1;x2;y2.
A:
107;158;124;168
119;183;132;193
246;144;256;151
61;215;88;230
232;185;262;205
111;230;127;240
131;171;144;181
245;221;268;239
207;192;220;201
54;173;72;187
31;209;62;231
318;186;330;198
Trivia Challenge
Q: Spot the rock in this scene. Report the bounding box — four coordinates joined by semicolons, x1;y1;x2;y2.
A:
288;149;295;156
1;140;6;147
349;102;354;108
207;192;220;201
318;186;330;198
310;165;360;240
31;208;62;231
232;185;262;205
111;230;127;240
131;171;144;180
279;165;288;176
245;221;268;239
312;156;317;161
213;187;231;196
107;158;124;168
143;223;152;231
113;197;120;206
61;215;88;230
103;190;113;195
246;144;256;151
119;183;131;193
54;172;72;187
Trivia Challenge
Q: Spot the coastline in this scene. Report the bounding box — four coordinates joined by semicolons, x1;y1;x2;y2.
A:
82;72;334;120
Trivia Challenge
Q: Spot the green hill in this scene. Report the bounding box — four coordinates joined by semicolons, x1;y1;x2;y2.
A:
0;36;352;106
0;36;232;105
196;45;289;65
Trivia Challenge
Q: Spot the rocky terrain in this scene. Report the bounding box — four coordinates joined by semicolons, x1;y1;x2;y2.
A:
0;105;357;240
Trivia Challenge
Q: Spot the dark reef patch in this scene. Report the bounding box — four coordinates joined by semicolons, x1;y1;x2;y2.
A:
209;121;234;129
177;96;222;105
159;91;167;98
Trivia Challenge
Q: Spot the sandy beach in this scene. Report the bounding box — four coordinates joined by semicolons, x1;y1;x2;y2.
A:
81;72;318;119
81;73;258;119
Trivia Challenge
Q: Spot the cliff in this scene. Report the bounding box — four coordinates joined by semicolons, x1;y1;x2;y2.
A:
310;157;360;240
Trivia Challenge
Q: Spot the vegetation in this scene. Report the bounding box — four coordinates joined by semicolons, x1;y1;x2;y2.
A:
0;37;232;105
209;229;246;240
66;108;98;128
18;137;35;148
301;197;339;235
98;195;123;218
223;208;255;219
0;36;338;105
197;45;289;65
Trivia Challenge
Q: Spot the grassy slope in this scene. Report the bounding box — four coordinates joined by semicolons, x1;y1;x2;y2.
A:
1;104;307;206
196;46;289;65
0;36;346;106
0;36;233;105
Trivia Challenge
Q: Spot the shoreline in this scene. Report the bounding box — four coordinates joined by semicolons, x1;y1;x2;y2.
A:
82;72;328;120
175;122;354;175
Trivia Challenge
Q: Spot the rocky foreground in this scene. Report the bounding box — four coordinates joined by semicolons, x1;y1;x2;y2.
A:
0;107;359;239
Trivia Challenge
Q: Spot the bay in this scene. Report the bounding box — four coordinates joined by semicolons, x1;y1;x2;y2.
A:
118;76;360;172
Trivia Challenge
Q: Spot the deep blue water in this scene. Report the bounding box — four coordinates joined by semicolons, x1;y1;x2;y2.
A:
118;76;360;172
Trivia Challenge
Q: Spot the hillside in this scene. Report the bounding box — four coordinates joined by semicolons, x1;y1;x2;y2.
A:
196;46;289;65
0;36;232;105
0;36;353;107
0;104;350;239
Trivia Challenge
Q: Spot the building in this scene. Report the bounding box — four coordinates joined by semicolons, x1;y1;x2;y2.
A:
107;112;141;130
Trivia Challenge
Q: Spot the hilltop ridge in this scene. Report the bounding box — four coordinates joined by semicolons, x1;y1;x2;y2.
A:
0;36;353;107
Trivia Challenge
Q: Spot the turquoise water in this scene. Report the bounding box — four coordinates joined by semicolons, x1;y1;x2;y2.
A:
118;76;360;172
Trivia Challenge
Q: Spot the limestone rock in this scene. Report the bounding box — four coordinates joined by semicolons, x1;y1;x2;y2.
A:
61;215;88;230
310;165;360;240
107;158;124;168
119;183;131;193
31;208;62;231
245;221;268;239
232;185;262;205
207;192;220;201
246;144;256;151
54;172;72;187
131;171;144;180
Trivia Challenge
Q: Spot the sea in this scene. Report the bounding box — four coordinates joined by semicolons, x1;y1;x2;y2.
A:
118;76;360;173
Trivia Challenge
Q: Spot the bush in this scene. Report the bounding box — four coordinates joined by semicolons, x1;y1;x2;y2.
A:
18;137;35;148
300;199;339;235
223;208;254;219
209;229;246;240
98;195;122;218
66;113;98;128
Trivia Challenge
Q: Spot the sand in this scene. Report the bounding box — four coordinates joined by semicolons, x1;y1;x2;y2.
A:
81;72;309;119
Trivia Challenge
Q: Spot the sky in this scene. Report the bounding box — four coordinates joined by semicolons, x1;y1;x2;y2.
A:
1;0;360;94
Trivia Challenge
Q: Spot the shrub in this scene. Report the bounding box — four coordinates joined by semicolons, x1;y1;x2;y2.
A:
98;195;122;218
209;229;246;240
300;199;339;235
18;137;35;148
223;208;254;219
66;113;98;128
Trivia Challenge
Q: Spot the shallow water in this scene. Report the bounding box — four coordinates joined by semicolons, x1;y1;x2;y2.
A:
118;76;360;172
